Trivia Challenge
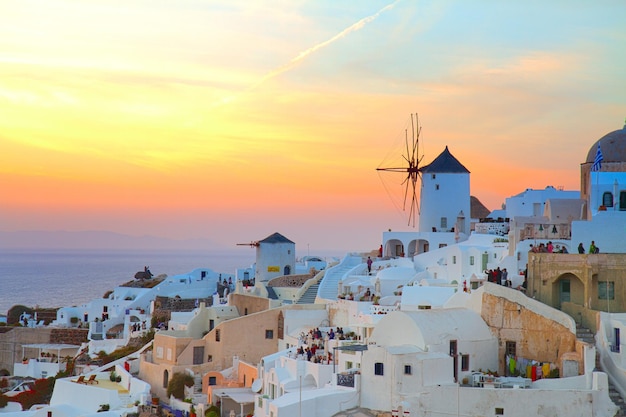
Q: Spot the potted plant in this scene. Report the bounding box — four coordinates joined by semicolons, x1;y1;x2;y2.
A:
110;370;118;382
190;404;196;417
98;404;110;412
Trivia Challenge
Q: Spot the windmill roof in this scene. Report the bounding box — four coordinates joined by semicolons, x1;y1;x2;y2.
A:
420;146;470;174
259;232;294;244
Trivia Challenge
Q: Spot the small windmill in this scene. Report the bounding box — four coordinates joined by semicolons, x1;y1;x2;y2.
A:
376;113;424;227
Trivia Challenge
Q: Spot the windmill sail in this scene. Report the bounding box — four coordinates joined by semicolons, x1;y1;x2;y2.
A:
376;113;424;227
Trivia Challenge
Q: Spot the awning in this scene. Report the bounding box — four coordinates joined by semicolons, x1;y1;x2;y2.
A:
22;344;81;350
217;391;256;404
224;392;255;404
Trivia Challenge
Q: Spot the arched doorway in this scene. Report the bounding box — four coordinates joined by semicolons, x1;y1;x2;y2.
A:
163;370;169;388
385;239;404;257
552;273;584;309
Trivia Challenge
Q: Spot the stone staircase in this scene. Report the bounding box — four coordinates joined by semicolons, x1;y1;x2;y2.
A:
576;324;626;417
317;256;363;300
296;283;319;304
194;373;202;393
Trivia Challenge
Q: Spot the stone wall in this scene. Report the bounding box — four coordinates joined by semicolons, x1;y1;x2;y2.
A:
267;273;313;288
154;296;213;313
480;290;580;376
229;293;272;316
0;327;87;374
528;252;626;314
50;328;89;346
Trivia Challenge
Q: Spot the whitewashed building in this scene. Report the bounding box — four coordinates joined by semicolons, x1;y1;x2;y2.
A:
255;232;296;282
382;146;471;260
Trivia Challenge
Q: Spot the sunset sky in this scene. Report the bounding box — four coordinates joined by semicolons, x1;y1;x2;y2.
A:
1;0;625;253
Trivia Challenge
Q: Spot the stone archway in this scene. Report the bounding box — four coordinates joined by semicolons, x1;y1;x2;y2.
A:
552;273;584;309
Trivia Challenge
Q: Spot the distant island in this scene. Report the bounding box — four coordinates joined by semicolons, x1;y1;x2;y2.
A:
0;230;222;251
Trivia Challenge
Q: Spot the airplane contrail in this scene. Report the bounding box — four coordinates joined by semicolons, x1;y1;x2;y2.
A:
252;0;401;88
208;1;400;109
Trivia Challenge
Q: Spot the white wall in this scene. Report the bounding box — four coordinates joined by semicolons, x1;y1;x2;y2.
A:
572;211;626;254
416;377;616;417
505;186;580;218
256;241;296;282
420;172;470;235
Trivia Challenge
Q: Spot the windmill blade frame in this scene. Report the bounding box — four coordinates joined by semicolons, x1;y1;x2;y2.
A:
376;113;424;227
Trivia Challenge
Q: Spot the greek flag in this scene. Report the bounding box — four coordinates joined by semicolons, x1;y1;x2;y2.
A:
592;144;603;172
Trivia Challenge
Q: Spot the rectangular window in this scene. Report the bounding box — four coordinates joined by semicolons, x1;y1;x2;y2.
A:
560;279;571;300
193;346;204;365
452;256;456;264
495;408;504;415
505;341;516;357
461;354;469;371
599;281;615;300
441;217;448;229
435;184;440;190
215;329;221;342
404;365;412;375
469;256;474;266
374;362;384;376
265;330;274;339
156;347;163;359
209;376;217;385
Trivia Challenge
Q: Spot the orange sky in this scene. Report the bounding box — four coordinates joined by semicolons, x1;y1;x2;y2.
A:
1;1;625;252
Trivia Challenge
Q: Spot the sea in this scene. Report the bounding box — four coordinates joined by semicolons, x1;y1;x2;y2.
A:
0;248;258;315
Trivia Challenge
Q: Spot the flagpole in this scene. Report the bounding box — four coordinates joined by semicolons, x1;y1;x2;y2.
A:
592;143;603;213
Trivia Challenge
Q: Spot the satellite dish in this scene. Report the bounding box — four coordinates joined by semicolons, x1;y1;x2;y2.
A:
251;379;262;393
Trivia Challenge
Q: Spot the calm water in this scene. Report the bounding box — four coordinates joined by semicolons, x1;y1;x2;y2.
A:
0;248;257;315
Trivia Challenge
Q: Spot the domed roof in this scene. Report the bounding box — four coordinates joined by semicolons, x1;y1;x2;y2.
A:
585;124;626;164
